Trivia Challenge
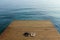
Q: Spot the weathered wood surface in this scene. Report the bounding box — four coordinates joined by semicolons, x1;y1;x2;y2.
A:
0;20;60;40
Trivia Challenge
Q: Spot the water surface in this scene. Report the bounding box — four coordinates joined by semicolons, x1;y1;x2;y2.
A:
0;0;60;33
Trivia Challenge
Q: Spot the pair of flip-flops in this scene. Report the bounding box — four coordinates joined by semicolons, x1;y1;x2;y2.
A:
23;32;36;37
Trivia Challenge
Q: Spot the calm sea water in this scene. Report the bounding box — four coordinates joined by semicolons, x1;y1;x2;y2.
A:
0;0;60;33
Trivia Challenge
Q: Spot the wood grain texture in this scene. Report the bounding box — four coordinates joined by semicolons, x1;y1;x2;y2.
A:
0;20;60;40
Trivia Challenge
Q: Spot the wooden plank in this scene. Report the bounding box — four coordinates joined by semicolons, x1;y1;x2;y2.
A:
0;20;60;40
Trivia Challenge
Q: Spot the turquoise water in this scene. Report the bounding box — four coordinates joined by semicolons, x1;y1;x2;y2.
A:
0;0;60;34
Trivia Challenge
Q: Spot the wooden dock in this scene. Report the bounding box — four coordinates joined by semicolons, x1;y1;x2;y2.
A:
0;20;60;40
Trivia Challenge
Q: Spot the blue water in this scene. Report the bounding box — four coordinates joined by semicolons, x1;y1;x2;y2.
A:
0;0;60;34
